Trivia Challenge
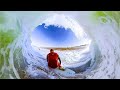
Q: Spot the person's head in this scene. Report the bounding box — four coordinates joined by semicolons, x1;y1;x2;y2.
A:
50;49;54;53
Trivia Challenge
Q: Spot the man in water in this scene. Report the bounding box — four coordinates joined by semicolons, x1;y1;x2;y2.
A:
47;49;65;71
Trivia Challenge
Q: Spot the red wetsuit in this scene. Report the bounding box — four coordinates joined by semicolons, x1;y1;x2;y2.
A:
47;52;61;69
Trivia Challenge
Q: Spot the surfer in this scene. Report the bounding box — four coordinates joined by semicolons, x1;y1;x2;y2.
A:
47;49;65;71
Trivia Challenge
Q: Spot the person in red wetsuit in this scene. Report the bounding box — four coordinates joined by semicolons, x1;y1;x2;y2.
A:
47;49;64;70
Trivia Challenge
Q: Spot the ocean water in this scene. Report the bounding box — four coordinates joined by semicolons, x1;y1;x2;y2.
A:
0;11;120;79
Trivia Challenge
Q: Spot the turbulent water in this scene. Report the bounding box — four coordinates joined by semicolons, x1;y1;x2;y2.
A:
1;11;120;79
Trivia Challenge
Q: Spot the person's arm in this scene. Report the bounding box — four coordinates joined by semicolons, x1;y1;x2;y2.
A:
47;54;49;62
58;56;61;64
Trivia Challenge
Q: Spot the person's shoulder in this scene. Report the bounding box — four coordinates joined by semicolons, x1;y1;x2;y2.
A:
47;53;50;55
54;52;58;55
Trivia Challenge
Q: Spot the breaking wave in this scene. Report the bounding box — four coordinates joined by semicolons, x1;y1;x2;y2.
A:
0;11;120;79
